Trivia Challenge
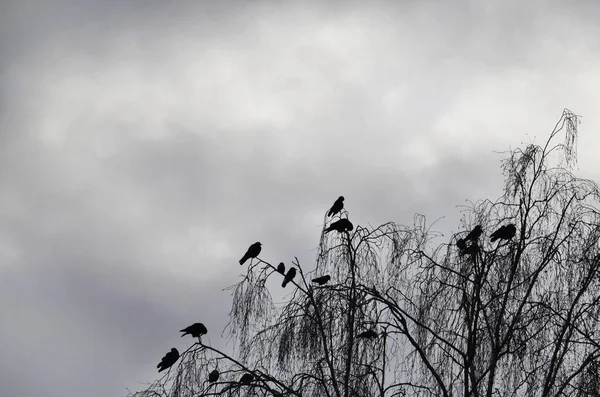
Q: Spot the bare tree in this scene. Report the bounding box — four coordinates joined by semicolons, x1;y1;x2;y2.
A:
130;109;600;397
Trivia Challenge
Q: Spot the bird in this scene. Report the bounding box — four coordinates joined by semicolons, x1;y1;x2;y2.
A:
464;225;483;242
456;238;467;251
357;329;378;339
157;348;179;372
239;242;262;265
328;196;345;217
312;275;331;286
324;218;354;234
208;369;220;383
239;373;254;384
276;262;285;275
282;267;297;288
490;224;517;242
180;322;208;339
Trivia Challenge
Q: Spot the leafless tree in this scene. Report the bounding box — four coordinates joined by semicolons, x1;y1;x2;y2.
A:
130;109;600;397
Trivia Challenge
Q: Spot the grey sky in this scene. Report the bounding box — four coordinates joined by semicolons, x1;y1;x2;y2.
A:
1;1;600;396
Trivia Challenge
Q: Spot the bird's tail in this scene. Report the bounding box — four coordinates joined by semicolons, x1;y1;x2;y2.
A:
282;280;288;288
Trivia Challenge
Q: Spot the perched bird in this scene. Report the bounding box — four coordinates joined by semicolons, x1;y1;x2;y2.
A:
328;196;345;217
357;329;378;339
180;322;208;339
490;224;517;242
312;275;331;286
239;242;262;265
456;238;467;251
276;262;285;275
157;348;179;372
208;369;220;383
464;225;483;242
282;267;297;288
324;218;354;234
239;373;254;384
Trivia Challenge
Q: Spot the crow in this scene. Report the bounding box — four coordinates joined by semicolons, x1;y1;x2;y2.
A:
464;225;483;242
180;322;208;338
324;218;354;234
312;275;331;286
157;348;179;372
239;242;262;265
208;369;220;383
490;224;517;242
460;240;480;258
282;267;297;288
239;373;254;384
328;196;345;217
276;262;285;275
456;238;467;251
357;329;378;339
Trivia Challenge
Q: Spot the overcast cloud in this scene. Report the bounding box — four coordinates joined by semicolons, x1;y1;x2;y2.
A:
1;1;600;396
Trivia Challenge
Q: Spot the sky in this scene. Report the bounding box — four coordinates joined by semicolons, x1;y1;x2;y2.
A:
1;0;600;396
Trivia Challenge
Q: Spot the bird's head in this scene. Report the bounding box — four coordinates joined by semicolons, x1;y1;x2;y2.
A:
339;196;345;201
171;348;179;354
256;242;262;245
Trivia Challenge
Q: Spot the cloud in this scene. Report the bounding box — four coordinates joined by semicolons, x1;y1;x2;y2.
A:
1;1;600;396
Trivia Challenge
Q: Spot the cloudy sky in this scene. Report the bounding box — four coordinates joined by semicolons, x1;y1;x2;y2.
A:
1;0;600;396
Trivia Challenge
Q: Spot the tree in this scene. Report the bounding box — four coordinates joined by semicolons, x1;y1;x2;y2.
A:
130;109;600;397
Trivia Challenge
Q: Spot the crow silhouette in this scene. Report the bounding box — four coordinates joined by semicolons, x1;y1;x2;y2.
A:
325;218;354;234
239;373;254;384
328;196;344;217
464;225;483;242
276;262;285;275
180;322;208;338
282;267;297;288
357;329;378;339
208;369;219;383
157;348;179;372
312;275;331;285
490;224;516;242
239;242;262;265
456;238;467;251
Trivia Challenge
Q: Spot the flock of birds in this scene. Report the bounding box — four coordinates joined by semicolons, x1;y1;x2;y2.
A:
155;198;518;383
154;196;355;382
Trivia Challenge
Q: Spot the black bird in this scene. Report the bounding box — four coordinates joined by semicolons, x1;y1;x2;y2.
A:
312;275;331;286
276;262;285;275
464;225;483;242
208;369;220;383
490;224;517;242
328;196;345;217
239;242;262;265
157;348;179;372
282;267;297;288
456;238;467;251
324;218;354;234
357;329;378;339
180;322;208;338
239;373;254;384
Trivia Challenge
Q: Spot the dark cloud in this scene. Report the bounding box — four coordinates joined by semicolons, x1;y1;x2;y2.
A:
1;1;600;396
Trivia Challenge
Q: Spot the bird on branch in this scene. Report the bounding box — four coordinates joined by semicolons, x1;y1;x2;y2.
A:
490;224;517;242
180;322;208;339
239;242;262;265
276;262;285;275
464;225;483;242
157;348;179;372
312;275;331;285
282;267;297;288
325;218;354;234
328;196;345;217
